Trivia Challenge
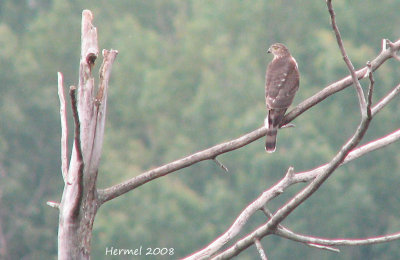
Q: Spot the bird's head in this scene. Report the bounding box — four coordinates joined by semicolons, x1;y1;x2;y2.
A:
267;43;290;58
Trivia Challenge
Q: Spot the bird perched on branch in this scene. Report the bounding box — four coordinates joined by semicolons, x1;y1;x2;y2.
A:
264;43;300;153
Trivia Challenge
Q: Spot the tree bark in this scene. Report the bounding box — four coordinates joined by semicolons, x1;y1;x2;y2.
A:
50;6;400;260
57;10;117;259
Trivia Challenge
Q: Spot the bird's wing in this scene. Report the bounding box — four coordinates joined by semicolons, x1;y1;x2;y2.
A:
265;57;300;110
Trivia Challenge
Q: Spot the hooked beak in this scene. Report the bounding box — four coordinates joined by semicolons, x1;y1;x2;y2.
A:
267;47;272;54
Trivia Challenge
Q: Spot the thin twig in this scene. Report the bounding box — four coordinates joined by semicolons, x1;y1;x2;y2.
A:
372;83;400;116
185;167;295;259
294;127;400;182
254;239;267;260
95;49;118;103
58;72;68;182
281;36;398;126
183;23;400;260
280;123;295;129
211;3;375;257
98;39;400;204
98;127;267;203
261;207;340;253
387;39;400;61
260;206;287;232
366;61;374;118
306;243;340;253
342;128;400;164
260;206;273;219
46;201;60;209
393;54;400;62
184;128;400;259
214;108;370;258
274;228;400;247
326;0;367;116
213;157;229;172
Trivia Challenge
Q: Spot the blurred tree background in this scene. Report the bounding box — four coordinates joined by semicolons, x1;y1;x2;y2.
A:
1;0;399;259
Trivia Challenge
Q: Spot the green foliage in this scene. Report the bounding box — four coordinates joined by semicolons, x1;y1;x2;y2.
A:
1;0;400;259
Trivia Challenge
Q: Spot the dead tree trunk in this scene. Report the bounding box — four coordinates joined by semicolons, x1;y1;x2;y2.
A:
46;5;400;260
55;10;117;259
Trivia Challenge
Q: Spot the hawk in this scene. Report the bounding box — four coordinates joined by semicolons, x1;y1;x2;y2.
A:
264;43;300;153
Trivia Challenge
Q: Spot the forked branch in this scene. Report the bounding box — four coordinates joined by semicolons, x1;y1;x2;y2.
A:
56;10;118;259
97;37;400;205
326;0;367;115
50;6;400;260
213;93;373;258
185;1;400;258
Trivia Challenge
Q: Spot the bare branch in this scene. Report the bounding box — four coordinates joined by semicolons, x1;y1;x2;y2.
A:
88;49;118;177
184;167;295;259
273;227;340;253
263;201;340;253
284;166;295;179
261;208;340;253
98;38;400;204
342;128;400;164
98;127;267;203
382;38;388;51
254;239;267;260
69;86;84;216
282;38;400;127
306;243;340;253
326;0;367;116
211;5;376;256
386;39;400;61
366;62;374;118
58;72;68;182
184;126;400;259
294;125;400;183
280;123;295;129
213;157;228;172
214;117;371;258
70;86;83;164
298;77;400;184
260;206;273;219
274;228;400;247
372;83;400;116
96;49;118;103
46;201;60;209
57;10;117;259
392;54;400;62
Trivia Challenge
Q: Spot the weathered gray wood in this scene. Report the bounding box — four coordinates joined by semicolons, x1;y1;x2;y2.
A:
57;10;117;260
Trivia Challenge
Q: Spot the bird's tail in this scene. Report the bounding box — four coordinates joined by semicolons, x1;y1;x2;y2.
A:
265;128;277;153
